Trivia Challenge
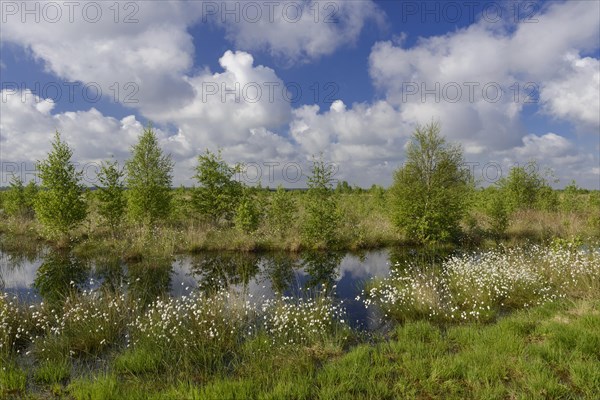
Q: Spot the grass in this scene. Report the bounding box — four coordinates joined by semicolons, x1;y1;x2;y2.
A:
10;299;597;399
363;244;600;323
1;242;599;398
1;189;598;259
0;361;27;398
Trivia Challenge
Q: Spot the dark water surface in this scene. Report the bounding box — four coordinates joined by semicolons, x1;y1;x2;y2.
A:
0;239;450;329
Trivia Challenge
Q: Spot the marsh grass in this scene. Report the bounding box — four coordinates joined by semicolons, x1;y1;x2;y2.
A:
2;189;599;259
59;299;600;399
364;244;600;323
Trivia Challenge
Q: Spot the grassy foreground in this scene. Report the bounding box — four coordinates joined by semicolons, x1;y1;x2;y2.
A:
1;244;599;399
2;299;598;399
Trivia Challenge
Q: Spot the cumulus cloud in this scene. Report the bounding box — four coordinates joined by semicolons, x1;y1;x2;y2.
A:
216;0;385;64
2;0;599;188
0;89;149;184
152;50;299;184
289;100;413;186
540;54;600;127
1;2;203;114
491;133;599;188
368;0;599;142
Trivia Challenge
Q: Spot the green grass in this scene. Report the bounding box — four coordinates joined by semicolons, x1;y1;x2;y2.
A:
0;361;27;398
30;299;597;399
2;189;598;258
34;359;71;385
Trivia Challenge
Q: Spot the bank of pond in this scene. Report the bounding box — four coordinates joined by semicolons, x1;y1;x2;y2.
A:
1;238;599;399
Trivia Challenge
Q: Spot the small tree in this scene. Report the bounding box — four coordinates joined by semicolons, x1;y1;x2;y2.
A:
125;125;174;225
3;176;28;217
484;187;509;237
35;132;87;238
192;149;243;224
97;160;127;235
497;161;556;212
268;185;297;236
24;180;39;215
390;121;472;244
302;154;339;247
234;189;261;233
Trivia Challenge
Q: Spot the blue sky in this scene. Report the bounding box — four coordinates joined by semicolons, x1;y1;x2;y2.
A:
1;0;599;188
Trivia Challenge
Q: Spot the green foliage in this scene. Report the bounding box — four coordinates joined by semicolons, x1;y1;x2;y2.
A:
390;122;472;244
3;176;29;217
302;155;340;247
97;160;127;234
536;185;559;212
560;181;586;213
192;149;243;224
268;185;297;236
234;190;261;233
125;125;173;225
335;180;353;194
170;186;194;221
498;161;555;212
483;187;509;237
35;132;87;238
24;179;39;212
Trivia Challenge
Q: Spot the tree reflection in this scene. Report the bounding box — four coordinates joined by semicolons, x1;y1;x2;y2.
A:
127;258;172;307
190;252;260;294
301;251;343;293
33;248;88;305
94;256;125;293
262;253;299;296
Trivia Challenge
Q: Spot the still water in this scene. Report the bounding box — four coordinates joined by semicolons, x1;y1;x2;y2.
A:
0;239;449;329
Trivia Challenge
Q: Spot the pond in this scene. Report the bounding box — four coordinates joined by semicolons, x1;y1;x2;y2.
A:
0;239;451;330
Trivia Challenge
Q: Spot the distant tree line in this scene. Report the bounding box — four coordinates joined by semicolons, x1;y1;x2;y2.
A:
1;121;596;246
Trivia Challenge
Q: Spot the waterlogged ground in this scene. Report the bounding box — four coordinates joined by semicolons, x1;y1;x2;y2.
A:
2;237;599;399
1;241;434;329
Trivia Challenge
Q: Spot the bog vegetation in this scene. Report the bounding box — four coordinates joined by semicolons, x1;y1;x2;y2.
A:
1;121;599;399
1;121;598;257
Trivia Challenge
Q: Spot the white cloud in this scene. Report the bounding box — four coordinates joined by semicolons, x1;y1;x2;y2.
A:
0;89;148;184
368;0;599;140
289;100;413;186
540;54;600;127
490;133;598;188
217;0;385;64
153;51;298;184
2;0;599;189
1;2;201;114
361;0;599;187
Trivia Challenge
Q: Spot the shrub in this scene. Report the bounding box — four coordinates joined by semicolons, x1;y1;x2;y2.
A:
302;155;340;247
35;132;87;238
3;176;28;217
267;185;297;236
483;187;509;237
234;190;261;233
390;121;472;244
96;160;127;235
498;161;556;212
193;149;243;224
125;124;173;225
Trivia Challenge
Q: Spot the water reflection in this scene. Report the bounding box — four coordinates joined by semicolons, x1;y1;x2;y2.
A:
33;249;88;305
262;253;297;295
189;252;260;294
127;258;173;307
301;251;343;291
2;241;430;327
94;256;125;293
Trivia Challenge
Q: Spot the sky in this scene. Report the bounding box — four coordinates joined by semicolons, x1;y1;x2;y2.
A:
1;0;599;188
